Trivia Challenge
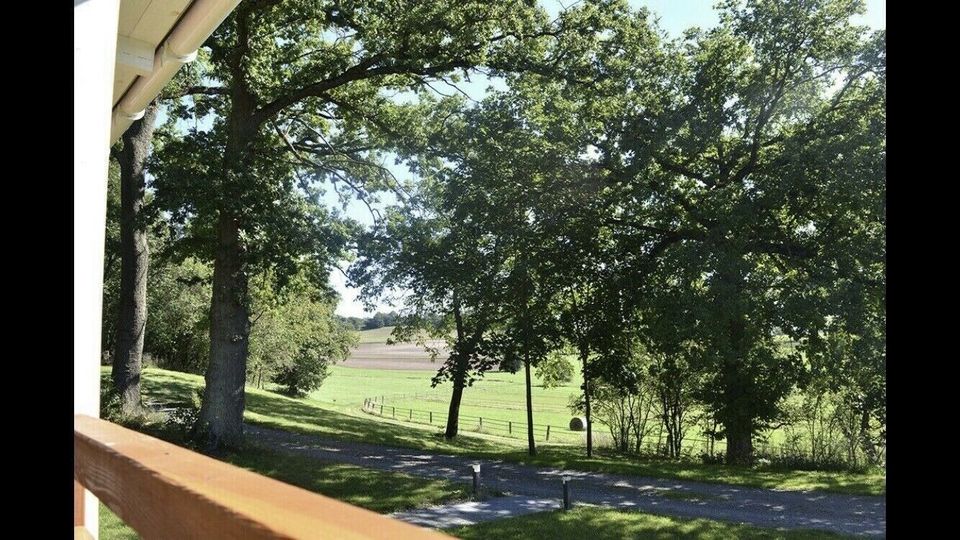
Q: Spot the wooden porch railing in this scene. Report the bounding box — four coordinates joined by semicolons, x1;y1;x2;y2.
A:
74;415;453;539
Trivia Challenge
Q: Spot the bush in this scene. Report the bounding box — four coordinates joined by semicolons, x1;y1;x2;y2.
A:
577;381;656;454
755;451;871;474
273;351;331;397
146;258;212;374
247;270;356;394
699;451;724;465
100;385;124;423
162;387;205;446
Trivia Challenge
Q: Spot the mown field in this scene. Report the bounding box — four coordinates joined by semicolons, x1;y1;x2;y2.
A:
334;328;789;451
312;366;589;444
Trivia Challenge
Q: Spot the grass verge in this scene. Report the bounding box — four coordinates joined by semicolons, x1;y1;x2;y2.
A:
112;367;885;497
449;507;853;539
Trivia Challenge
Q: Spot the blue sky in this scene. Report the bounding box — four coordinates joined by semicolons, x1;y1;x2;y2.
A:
331;0;886;318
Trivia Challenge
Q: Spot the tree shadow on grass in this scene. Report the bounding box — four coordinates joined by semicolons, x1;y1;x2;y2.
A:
224;446;470;513
497;447;885;496
118;368;507;456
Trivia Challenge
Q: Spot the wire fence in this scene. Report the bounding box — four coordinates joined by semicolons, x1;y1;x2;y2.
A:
362;395;581;443
362;394;734;451
360;394;878;469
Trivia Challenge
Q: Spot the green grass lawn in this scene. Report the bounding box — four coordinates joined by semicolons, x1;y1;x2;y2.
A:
449;507;852;539
311;364;810;451
100;504;138;540
311;366;588;444
110;367;884;496
224;445;469;512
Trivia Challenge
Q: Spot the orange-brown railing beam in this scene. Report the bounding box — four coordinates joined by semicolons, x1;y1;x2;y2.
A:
74;415;454;539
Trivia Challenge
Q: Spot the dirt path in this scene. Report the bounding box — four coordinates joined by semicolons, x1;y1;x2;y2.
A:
246;424;885;536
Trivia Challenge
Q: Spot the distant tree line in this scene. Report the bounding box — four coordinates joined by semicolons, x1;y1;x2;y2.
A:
337;311;401;331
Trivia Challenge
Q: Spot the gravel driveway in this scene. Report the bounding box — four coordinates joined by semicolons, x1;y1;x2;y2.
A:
245;424;885;536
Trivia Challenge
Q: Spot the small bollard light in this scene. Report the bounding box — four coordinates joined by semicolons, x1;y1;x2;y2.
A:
472;464;481;496
562;476;572;511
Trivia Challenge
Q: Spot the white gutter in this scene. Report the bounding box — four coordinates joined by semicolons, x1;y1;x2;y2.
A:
111;0;241;142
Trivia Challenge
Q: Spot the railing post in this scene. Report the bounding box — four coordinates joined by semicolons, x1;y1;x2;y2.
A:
74;479;85;527
562;476;572;511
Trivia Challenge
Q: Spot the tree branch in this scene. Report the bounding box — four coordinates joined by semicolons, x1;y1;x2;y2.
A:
254;55;474;124
175;85;229;98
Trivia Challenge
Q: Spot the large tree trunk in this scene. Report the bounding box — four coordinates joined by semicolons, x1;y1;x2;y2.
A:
198;25;258;448
444;376;465;439
198;212;250;449
524;354;537;456
726;418;753;465
723;312;754;465
112;102;159;415
579;342;592;457
444;295;468;439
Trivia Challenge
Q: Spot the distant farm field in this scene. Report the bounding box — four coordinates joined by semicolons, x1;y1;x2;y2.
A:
353;326;400;344
341;326;449;370
327;327;587;441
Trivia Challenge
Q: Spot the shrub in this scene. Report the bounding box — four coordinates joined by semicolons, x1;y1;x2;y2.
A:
247;270;356;395
99;385;124;423
699;451;724;465
163;387;205;446
578;381;656;453
273;350;331;397
755;451;870;474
